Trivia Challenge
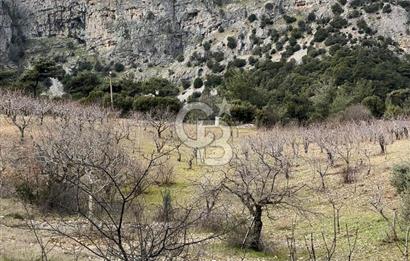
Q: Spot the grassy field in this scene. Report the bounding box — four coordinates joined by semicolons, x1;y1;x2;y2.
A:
0;117;409;260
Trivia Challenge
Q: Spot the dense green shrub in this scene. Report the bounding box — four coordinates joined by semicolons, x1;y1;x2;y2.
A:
248;56;259;65
350;0;366;8
176;54;185;62
276;41;284;51
227;36;238;49
307;11;316;22
289;36;297;46
0;69;18;88
252;46;262;56
190;51;207;65
206;60;214;70
211;62;225;73
298;20;307;32
330;16;348;29
382;4;392;13
390;163;410;221
338;0;347;5
265;2;274;11
114;63;125;72
203;41;211;51
231;58;247;68
357;19;374;34
133;96;181;112
248;14;257;22
110;93;134;112
391;164;410;194
331;3;344;14
205;74;223;87
291;29;303;39
385;89;410;116
181;79;191;89
364;2;382;13
324;33;348;46
94;60;104;72
362;95;385;117
140;78;179;97
211;51;225;62
260;15;273;28
191;92;202;99
256;106;280;127
193;78;204;88
250;34;262;46
347;10;362;18
313;28;329;42
63;71;102;97
77;60;93;71
230;101;257;123
283;15;297;24
398;0;410;10
269;29;280;42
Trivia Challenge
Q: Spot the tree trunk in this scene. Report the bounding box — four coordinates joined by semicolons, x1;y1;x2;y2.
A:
88;194;94;231
247;206;263;250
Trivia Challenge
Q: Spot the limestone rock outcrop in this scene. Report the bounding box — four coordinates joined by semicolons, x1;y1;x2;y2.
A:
0;0;408;81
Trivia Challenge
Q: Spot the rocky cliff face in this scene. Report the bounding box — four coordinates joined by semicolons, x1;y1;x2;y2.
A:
0;0;409;81
0;0;237;65
0;0;306;65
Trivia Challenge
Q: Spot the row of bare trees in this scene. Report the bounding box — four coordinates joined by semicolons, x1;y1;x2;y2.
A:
0;92;222;260
0;91;114;142
2;90;410;260
197;119;410;258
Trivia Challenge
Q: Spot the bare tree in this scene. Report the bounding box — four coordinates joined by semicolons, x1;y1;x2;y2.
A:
220;133;303;250
154;159;176;186
22;204;59;261
286;218;298;261
28;116;216;260
304;233;317;261
306;155;332;191
371;186;400;242
0;91;36;142
371;186;410;260
33;98;54;125
144;108;175;139
196;174;223;221
345;224;359;261
321;202;338;261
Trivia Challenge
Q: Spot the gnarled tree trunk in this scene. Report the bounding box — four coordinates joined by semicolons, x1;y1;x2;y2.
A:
247;205;263;250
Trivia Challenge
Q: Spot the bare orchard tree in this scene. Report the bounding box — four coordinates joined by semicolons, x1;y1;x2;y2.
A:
196;173;223;221
311;126;337;167
220;133;303;250
33;98;54;125
144;108;176;139
306;153;332;191
30;117;215;260
326;124;369;183
302;206;359;261
143;109;176;153
0;91;36;142
371;186;410;260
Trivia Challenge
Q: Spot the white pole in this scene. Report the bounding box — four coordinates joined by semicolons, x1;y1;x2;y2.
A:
109;71;114;110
